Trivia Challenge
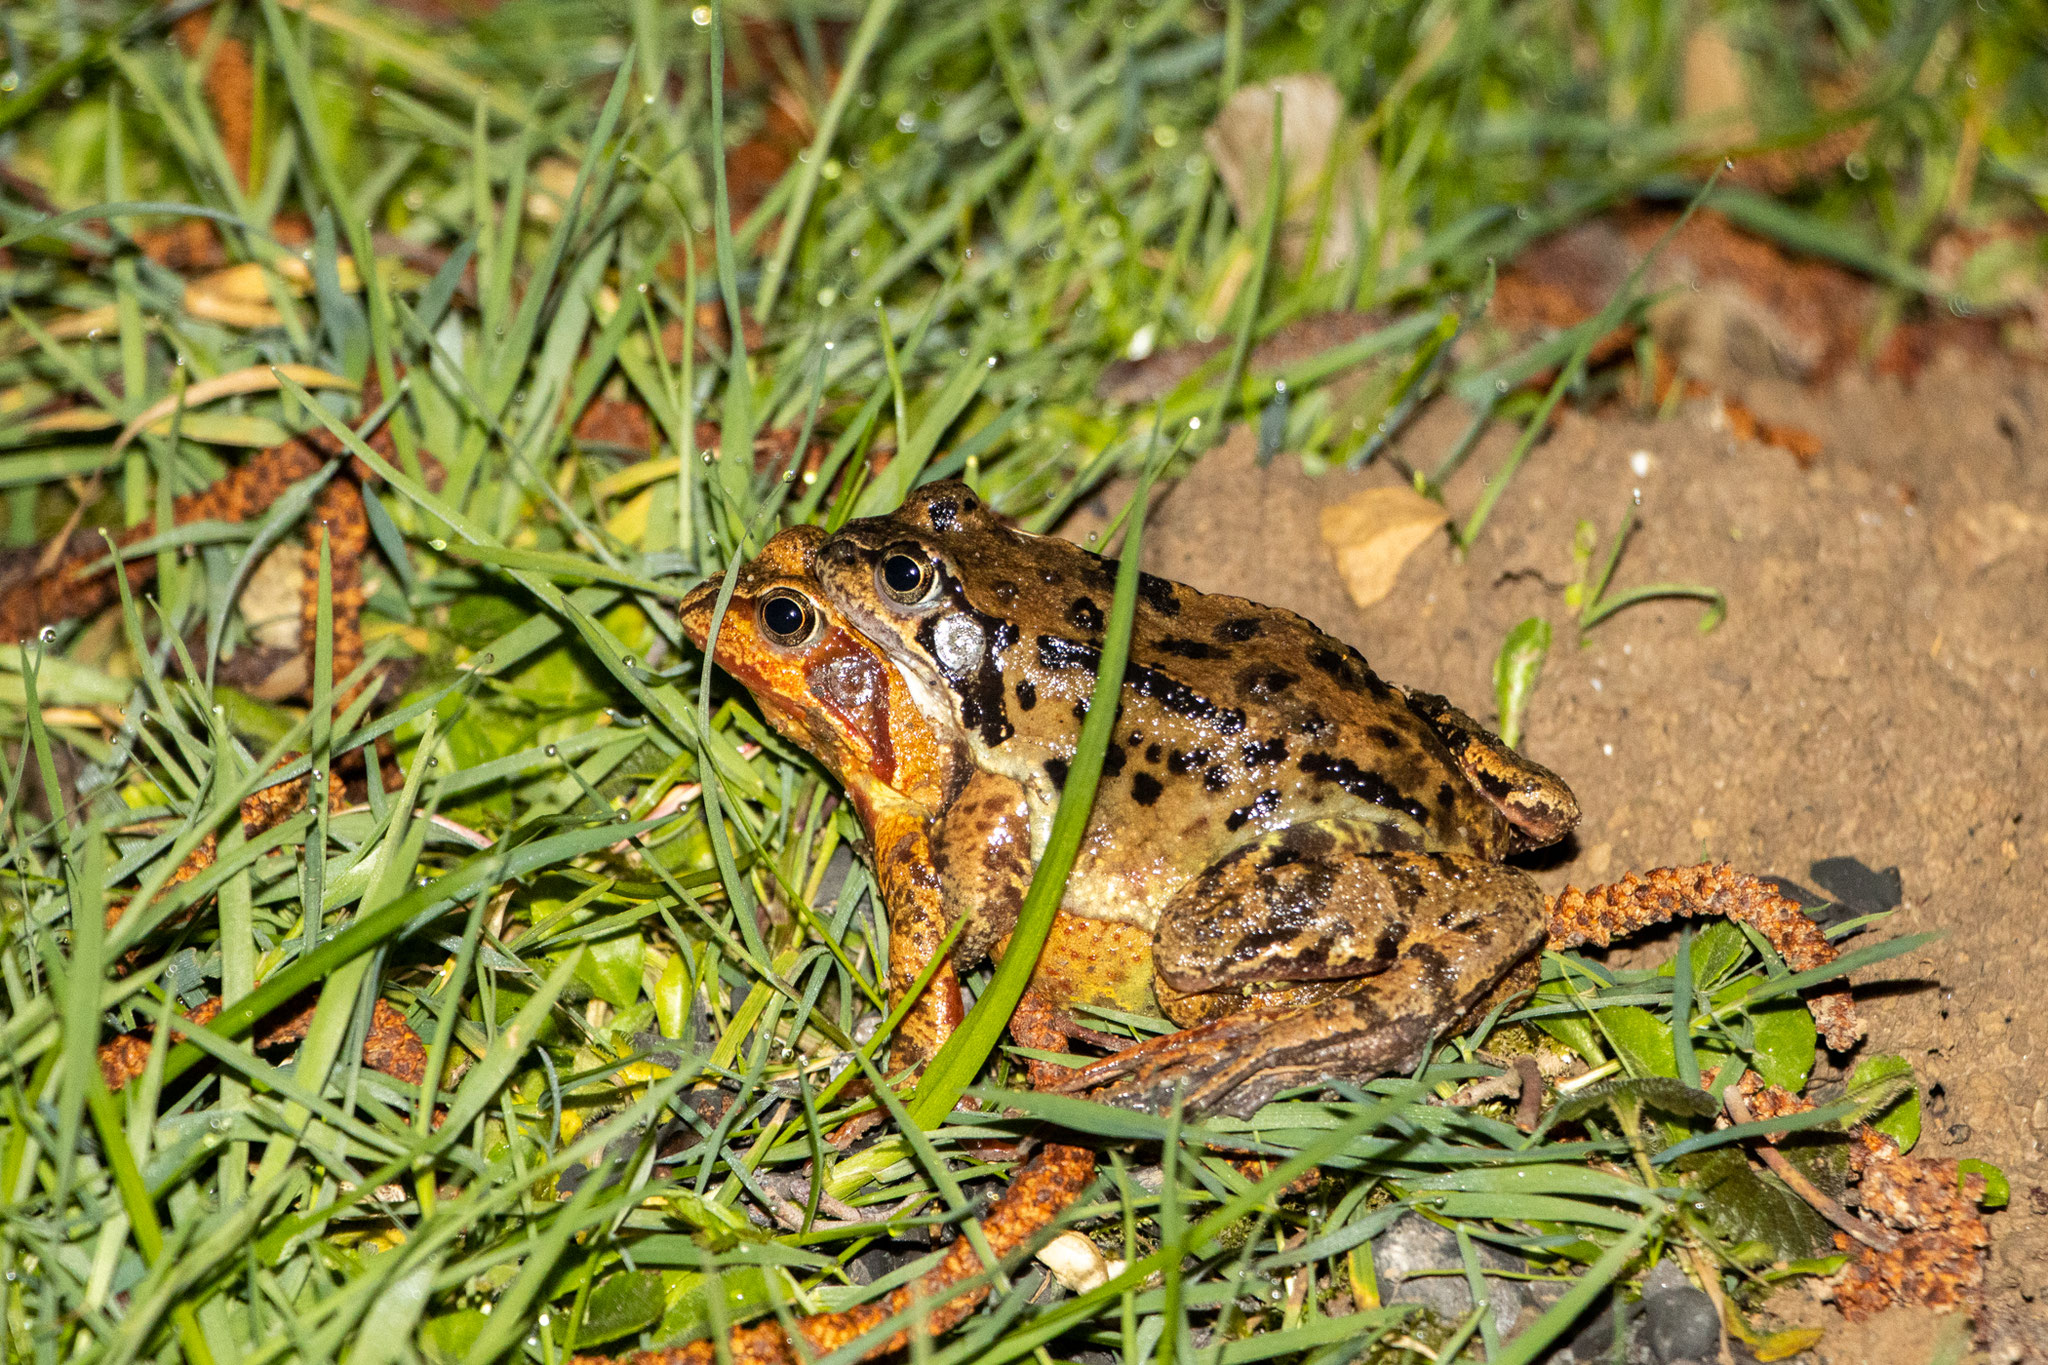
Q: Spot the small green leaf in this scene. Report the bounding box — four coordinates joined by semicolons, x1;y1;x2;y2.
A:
1749;1000;1818;1094
1554;1075;1716;1124
654;950;690;1039
1492;616;1551;749
1958;1159;2009;1209
1598;1005;1677;1078
576;931;646;1009
575;1268;669;1347
656;1265;801;1341
419;1308;488;1364
1845;1054;1920;1153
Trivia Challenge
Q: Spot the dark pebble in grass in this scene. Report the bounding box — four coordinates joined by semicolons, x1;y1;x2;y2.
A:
1373;1214;1531;1328
1639;1262;1720;1365
1808;855;1904;921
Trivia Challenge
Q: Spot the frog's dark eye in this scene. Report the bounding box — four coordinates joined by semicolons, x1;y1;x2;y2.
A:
879;543;942;606
758;590;821;648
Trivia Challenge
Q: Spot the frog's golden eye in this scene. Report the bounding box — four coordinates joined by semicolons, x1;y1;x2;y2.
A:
878;543;943;607
758;590;823;648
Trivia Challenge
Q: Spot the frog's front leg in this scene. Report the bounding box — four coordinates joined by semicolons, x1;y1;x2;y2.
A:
1062;830;1548;1118
868;807;966;1076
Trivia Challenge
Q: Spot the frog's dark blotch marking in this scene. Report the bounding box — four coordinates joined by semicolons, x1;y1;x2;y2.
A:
926;496;960;532
1369;725;1403;749
1131;771;1163;806
991;579;1020;605
991;620;1020;653
1240;666;1297;698
1039;568;1061;586
1259;845;1304;871
1215;616;1262;642
1036;634;1100;673
1101;743;1127;778
1242;737;1287;767
1297;752;1430;824
1307;646;1352;681
1157;635;1223;660
1225;788;1282;832
1122;659;1232;727
1071;697;1091;721
1068;597;1104;633
916;611;1013;748
1437;781;1459;813
1203;765;1232;793
1146;742;1163;764
1044;758;1069;790
1015;678;1037;710
1292;710;1334;739
1409;942;1456;991
1166;748;1208;775
1136;573;1182;616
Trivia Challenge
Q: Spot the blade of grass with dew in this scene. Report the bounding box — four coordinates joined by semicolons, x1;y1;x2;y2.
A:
909;459;1159;1129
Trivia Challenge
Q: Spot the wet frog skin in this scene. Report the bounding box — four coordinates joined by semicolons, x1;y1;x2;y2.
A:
684;481;1580;1117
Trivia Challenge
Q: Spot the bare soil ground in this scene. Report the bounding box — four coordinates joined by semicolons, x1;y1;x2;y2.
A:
1066;347;2048;1361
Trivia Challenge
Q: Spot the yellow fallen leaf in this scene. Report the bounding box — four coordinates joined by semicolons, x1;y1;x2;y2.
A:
1753;1326;1826;1362
112;363;356;455
185;263;287;328
1319;484;1449;610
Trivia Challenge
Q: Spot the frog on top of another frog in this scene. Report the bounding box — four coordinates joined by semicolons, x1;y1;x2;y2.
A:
682;480;1580;1117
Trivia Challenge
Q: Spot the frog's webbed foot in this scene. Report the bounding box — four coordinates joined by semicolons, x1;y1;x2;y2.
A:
1547;863;1862;1049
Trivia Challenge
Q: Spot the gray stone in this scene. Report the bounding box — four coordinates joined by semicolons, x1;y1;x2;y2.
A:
1642;1284;1719;1364
1372;1215;1528;1328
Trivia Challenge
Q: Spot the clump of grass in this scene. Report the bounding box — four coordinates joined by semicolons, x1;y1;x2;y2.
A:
0;1;2027;1362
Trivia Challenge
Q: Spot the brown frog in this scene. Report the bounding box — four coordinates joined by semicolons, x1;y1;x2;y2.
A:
681;481;1581;1117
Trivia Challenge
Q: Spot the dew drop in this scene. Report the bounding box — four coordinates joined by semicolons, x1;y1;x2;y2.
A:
37;626;55;643
545;744;559;757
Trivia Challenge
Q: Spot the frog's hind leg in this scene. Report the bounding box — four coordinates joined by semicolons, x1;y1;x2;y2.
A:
1067;848;1547;1118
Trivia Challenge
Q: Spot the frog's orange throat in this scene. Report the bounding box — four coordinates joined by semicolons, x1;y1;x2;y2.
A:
681;575;969;1071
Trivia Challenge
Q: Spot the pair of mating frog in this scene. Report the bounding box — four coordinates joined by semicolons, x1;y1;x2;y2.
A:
661;481;1856;1365
679;479;1596;1120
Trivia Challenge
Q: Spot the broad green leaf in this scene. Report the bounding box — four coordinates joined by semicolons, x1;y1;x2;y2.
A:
1679;1148;1833;1261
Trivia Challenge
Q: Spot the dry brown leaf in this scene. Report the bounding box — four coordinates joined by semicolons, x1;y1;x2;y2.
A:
1204;73;1383;273
238;543;306;652
1682;22;1753;141
1319;485;1448;610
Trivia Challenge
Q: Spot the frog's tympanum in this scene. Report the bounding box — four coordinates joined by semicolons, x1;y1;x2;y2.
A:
681;480;1587;1118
